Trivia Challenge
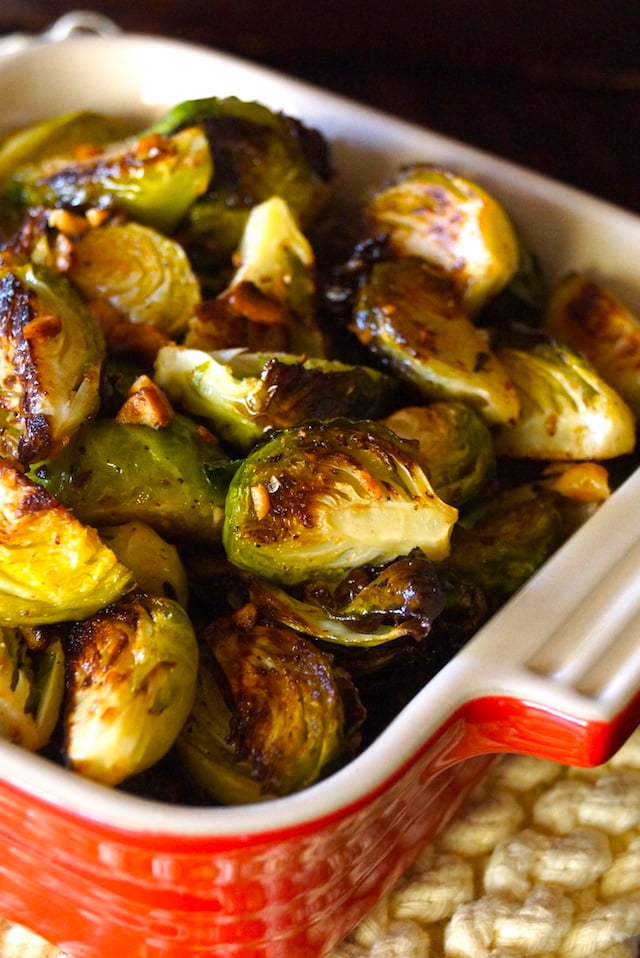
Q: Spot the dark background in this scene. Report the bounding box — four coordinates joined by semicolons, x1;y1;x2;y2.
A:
3;1;640;213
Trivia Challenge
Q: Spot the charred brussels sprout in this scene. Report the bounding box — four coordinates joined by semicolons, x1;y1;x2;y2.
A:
63;592;198;786
0;251;104;466
351;257;520;425
246;551;445;648
494;340;636;460
0;110;134;185
218;196;326;357
154;344;396;451
150;96;333;269
543;272;640;418
223;419;458;586
68;221;201;338
3;126;212;234
382;401;495;507
0;463;134;626
0;627;64;750
176;617;359;802
362;163;519;316
31;414;235;544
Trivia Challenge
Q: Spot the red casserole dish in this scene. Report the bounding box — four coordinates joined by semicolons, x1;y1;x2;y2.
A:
0;18;639;958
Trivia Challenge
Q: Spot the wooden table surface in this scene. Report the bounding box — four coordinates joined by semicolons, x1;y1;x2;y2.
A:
3;0;640;214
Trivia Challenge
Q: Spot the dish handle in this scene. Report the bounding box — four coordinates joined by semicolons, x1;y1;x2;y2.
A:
0;11;121;59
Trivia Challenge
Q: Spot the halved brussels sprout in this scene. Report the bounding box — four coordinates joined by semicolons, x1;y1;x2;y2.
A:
0;462;135;626
223;419;458;586
0;251;104;466
494;341;636;460
176;617;358;802
246;550;445;648
218;195;326;357
4;126;212;234
31;414;235;544
68;221;201;337
63;592;199;786
382;401;495;507
543;272;640;418
351;257;520;425
154;344;397;451
362;163;520;316
0;627;64;750
99;521;189;607
150;96;333;269
442;485;564;606
0;110;134;185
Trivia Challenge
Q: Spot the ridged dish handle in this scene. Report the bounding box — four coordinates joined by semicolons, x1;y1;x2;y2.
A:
0;11;121;59
443;465;640;769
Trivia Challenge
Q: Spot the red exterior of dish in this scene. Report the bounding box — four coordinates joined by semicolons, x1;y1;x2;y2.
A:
1;692;638;958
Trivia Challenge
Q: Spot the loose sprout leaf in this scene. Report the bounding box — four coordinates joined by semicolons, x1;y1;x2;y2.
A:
64;592;199;786
362;163;520;316
247;551;445;647
352;257;520;425
223;419;458;586
494;340;637;460
218;195;327;357
0;463;134;626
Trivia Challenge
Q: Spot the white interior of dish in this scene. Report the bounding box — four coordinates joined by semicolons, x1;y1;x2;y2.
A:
1;33;640;837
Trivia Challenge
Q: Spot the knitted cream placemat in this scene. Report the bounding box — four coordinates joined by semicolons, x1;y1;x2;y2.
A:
2;726;640;958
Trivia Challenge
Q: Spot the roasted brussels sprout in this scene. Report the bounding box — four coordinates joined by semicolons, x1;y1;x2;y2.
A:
150;96;333;269
68;221;201;338
382;401;495;507
543;272;640;418
176;615;359;802
218;195;326;357
63;591;199;786
246;550;445;648
494;340;636;460
0;627;64;751
223;419;458;586
362;163;520;316
0;110;134;185
351;257;520;425
0;250;104;466
154;344;396;451
3;126;212;234
31;413;235;544
0;463;134;626
99;521;189;607
442;485;565;606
